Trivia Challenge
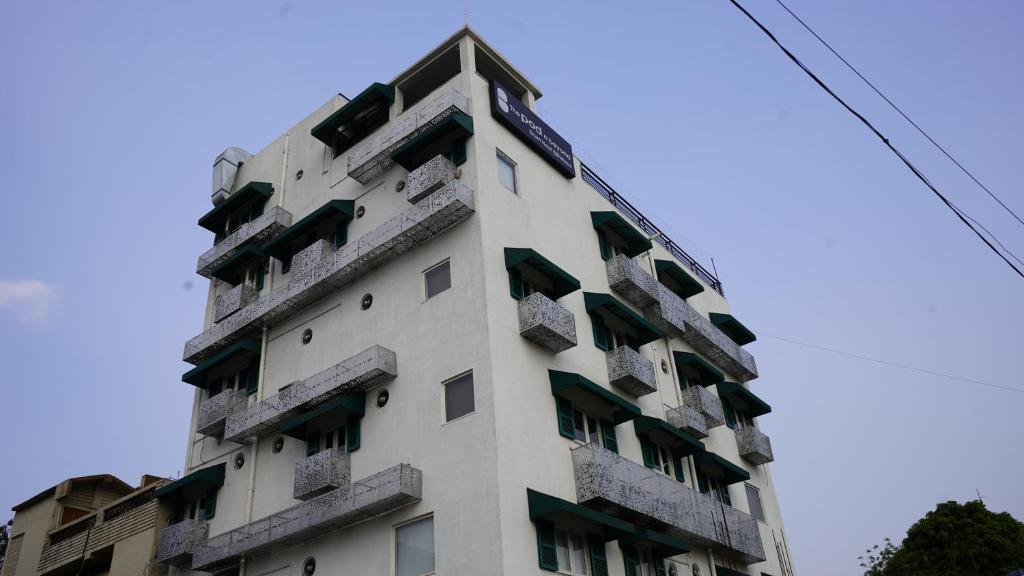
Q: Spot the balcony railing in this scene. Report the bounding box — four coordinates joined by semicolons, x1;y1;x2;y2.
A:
606;254;660;310
652;285;758;382
295;449;351;501
406;155;458;204
518;292;578;354
571;443;765;564
347;84;470;184
197;389;247;438
183;181;475;365
680;385;726;430
735;427;774;465
155;518;209;566
666;404;709;439
606;346;658;397
224;346;397;443
214;284;258;324
191;464;422;572
197;206;292;278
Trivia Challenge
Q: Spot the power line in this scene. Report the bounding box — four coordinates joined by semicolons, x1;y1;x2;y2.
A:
758;331;1024;394
773;0;1024;230
725;0;1024;281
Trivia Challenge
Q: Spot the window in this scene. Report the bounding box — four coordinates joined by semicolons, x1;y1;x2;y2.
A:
650;445;673;477
639;438;684;482
555;529;590;575
443;372;474;422
696;471;732;506
424;260;451;299
555;397;618;453
595;229;633;261
396;516;434;576
623;548;665;576
723;401;755;430
745;484;766;523
591;313;639;352
207;361;256;398
496;150;517;194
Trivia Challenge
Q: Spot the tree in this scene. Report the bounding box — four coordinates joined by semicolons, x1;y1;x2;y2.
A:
858;537;899;576
862;500;1024;576
0;518;11;572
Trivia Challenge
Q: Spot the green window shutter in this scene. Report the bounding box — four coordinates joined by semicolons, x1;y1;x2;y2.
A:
245;357;260;396
335;220;348;248
671;450;686;482
654;559;667;576
622;548;639;576
282;253;292;274
306;433;320;457
202;491;217;520
597;229;611;261
640;437;655;469
251;199;265;220
723;402;737;429
508;267;524;300
720;485;732;507
255;262;265;291
591;314;610;351
556;397;575;439
535;520;558;571
600;420;618;454
346;415;361;452
697;470;710;494
452;139;468;166
588;536;609;576
208;378;223;397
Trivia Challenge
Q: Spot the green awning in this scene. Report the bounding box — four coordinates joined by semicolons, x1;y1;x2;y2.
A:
654;259;705;299
633;416;705;456
279;393;366;439
694;452;750;485
198;182;273;233
182;339;261;387
154;463;225;502
673;352;724;387
709;313;757;346
209;245;264;283
590;211;653;257
620;528;691;558
311;83;396;144
261;200;354;260
390;113;474;170
583;292;663;345
527;489;635;542
504;248;581;300
549;370;641;425
717;382;771;417
715;566;750;576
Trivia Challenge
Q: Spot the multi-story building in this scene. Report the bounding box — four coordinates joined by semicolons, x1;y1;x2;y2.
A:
2;474;171;576
164;27;795;576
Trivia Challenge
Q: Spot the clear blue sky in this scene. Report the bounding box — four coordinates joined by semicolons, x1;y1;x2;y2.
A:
1;2;1021;574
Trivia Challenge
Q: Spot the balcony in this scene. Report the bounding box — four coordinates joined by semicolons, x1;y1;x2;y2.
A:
651;285;758;382
197;206;292;279
197;389;246;438
191;464;422;572
666;404;708;439
213;284;258;324
735;427;774;465
347;84;470;184
224;345;397;443
406;155;458;204
606;346;657;397
681;385;726;430
606;254;660;310
518;292;577;354
155;518;209;566
294;449;351;501
571;443;765;564
183;181;475;365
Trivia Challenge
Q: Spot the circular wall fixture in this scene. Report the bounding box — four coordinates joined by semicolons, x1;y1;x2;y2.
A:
302;557;316;575
295;169;304;181
233;452;245;470
356;206;366;218
660;359;669;374
272;437;284;454
395;180;406;193
376;389;390;408
361;293;373;310
301;328;313;345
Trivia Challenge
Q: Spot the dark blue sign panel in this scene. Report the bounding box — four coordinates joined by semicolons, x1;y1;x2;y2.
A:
490;80;575;178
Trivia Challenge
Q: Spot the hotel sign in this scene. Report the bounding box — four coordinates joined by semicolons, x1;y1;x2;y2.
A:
490;80;575;178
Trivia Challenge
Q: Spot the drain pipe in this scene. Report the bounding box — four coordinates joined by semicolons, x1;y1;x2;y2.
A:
239;326;269;576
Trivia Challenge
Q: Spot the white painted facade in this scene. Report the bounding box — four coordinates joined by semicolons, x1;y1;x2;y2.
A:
168;27;795;576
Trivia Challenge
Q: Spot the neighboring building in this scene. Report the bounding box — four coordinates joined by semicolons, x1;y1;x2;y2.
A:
165;26;796;576
2;474;171;576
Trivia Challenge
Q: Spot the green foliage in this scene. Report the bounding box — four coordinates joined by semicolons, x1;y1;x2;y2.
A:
859;537;899;576
862;501;1024;576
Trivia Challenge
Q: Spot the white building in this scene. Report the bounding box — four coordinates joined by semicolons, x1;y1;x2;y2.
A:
161;27;796;576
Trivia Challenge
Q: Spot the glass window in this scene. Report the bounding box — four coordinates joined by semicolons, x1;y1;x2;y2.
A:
496;150;517;194
443;372;474;422
396;516;435;576
424;260;452;299
745;483;766;522
555;529;590;575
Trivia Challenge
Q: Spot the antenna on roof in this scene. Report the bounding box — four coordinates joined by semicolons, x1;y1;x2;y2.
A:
464;0;469;25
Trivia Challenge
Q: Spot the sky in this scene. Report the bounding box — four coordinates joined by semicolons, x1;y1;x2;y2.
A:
1;1;1021;574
